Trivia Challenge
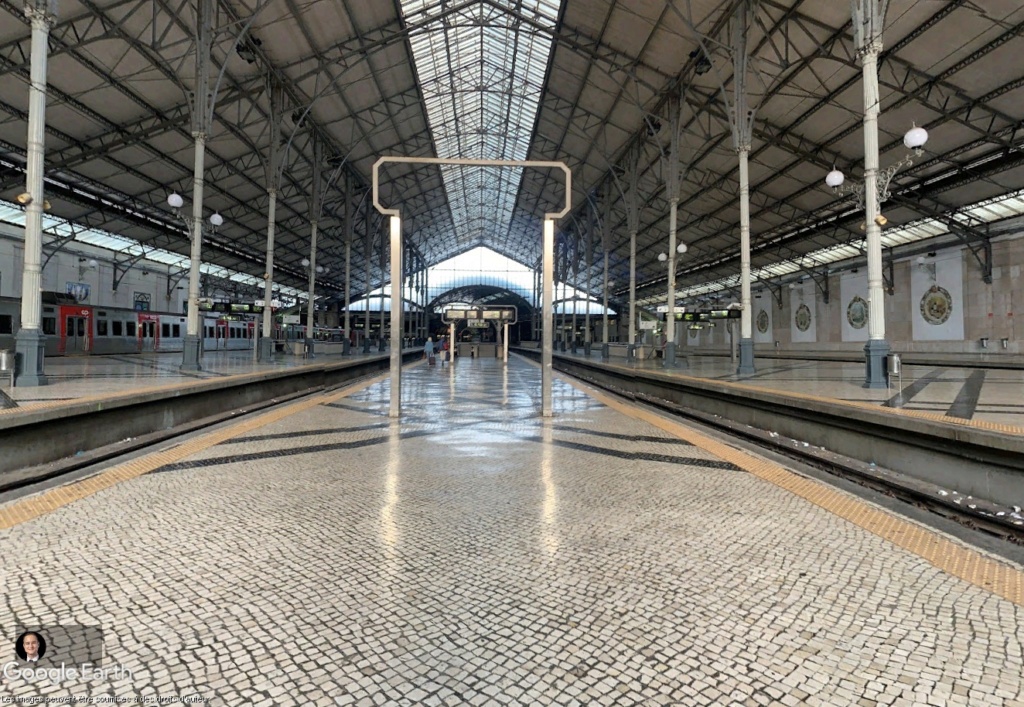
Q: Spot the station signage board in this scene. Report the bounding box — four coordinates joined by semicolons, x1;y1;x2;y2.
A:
660;309;741;321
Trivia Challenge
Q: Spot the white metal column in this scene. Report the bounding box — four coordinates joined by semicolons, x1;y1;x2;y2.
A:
389;216;402;418
737;147;755;374
664;95;681;368
344;181;352;353
14;2;56;386
584;205;593;356
542;218;555;417
258;188;278;361
628;228;636;358
304;220;318;343
601;189;610;359
855;0;890;388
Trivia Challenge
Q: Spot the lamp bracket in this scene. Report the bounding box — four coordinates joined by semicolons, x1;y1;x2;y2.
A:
112;249;150;293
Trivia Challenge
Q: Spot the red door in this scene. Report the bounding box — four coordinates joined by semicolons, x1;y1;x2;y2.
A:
138;314;160;352
59;305;92;354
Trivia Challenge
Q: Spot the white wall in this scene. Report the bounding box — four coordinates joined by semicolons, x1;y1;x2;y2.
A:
683;231;1024;356
0;222;188;313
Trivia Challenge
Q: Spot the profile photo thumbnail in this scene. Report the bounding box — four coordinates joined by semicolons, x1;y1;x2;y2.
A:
14;631;46;662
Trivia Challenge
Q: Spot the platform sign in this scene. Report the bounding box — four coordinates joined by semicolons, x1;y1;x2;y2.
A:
669;309;740;322
442;306;517;324
467;320;489;328
709;309;740;319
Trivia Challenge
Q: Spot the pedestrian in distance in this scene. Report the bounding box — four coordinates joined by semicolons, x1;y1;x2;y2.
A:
424;337;436;366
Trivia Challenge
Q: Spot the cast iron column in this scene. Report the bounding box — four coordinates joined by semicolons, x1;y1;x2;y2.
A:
14;0;56;386
388;216;402;417
542;219;554;417
343;177;352;354
601;187;610;360
304;220;318;357
855;0;891;388
258;188;277;361
181;0;214;372
737;146;755;374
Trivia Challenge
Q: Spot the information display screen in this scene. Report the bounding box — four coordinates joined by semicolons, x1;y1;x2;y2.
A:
667;310;740;322
445;308;514;321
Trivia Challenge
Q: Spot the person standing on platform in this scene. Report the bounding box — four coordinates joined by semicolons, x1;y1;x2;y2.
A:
424;336;436;365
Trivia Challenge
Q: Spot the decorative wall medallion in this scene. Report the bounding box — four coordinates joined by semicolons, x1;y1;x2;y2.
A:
688;327;698;340
795;303;812;332
756;309;769;334
846;296;868;329
920;285;953;325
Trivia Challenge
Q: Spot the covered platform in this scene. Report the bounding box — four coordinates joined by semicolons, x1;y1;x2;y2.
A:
0;350;388;411
1;357;1022;705
558;351;1024;426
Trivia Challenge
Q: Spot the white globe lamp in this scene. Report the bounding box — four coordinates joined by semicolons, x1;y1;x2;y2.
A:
904;124;928;150
209;212;224;227
167;193;184;209
825;169;845;188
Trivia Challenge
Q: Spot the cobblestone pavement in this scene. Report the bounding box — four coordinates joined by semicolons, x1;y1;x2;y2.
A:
1;358;1022;706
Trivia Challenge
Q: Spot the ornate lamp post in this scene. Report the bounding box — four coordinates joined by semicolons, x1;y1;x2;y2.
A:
300;256;325;358
824;124;927;387
167;192;223;369
657;241;689;367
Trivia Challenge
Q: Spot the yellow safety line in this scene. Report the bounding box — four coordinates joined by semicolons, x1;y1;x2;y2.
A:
0;370;393;530
554;368;1024;607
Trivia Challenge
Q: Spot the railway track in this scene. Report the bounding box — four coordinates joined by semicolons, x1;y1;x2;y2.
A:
532;351;1024;547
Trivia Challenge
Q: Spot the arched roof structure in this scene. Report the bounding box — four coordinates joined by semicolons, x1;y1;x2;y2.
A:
1;1;1021;304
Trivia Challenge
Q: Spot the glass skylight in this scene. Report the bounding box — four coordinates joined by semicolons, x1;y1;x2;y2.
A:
0;202;308;299
400;0;562;245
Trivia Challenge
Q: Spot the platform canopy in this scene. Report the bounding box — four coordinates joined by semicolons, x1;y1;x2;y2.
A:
1;1;1022;304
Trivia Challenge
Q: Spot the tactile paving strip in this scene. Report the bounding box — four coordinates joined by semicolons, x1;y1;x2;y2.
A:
555;366;1024;607
0;369;397;529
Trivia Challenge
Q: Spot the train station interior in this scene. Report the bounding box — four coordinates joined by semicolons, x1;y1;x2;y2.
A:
1;0;1023;705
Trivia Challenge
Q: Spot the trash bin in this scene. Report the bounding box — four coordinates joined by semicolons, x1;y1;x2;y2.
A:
0;349;13;388
887;352;901;377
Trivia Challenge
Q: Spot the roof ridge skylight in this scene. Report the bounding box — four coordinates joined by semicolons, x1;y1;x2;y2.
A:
400;0;563;248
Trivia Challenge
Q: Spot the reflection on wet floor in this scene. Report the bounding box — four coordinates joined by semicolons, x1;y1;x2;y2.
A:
3;356;1021;706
